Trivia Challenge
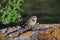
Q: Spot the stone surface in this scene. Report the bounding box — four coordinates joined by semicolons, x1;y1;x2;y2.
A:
0;24;60;40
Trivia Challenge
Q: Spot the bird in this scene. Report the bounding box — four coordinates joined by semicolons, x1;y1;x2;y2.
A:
25;16;37;28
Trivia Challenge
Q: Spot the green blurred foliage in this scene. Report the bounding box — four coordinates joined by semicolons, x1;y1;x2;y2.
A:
0;0;24;24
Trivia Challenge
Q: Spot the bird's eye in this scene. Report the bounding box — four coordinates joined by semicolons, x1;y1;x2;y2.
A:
32;19;35;22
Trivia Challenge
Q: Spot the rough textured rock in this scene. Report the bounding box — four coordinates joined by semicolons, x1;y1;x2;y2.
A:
0;24;60;40
13;31;39;40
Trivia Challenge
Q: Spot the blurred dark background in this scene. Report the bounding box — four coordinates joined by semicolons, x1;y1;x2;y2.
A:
23;0;60;23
